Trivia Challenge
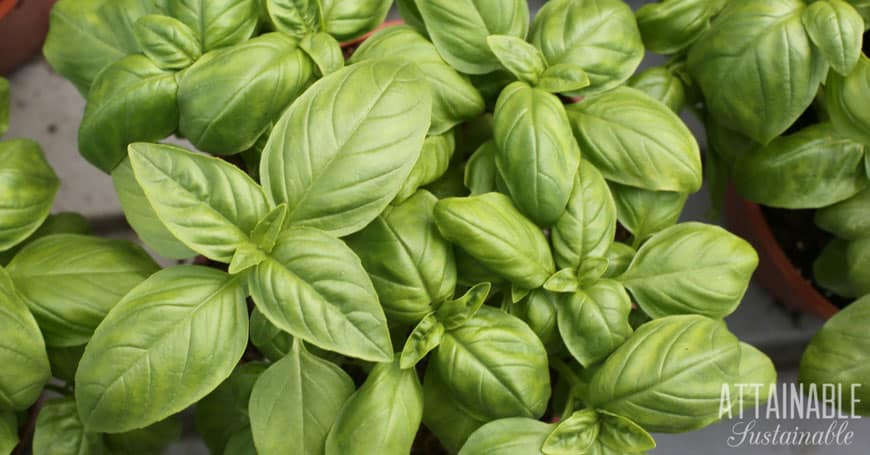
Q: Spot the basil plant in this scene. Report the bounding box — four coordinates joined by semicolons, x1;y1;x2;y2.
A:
638;0;870;299
15;1;782;453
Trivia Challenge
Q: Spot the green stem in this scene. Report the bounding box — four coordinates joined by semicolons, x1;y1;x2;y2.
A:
561;394;576;418
551;357;582;389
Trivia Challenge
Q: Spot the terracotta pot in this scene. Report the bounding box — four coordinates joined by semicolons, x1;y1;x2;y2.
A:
340;19;405;52
0;0;57;75
724;184;838;319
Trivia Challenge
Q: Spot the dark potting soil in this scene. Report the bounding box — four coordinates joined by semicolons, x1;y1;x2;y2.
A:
760;206;852;309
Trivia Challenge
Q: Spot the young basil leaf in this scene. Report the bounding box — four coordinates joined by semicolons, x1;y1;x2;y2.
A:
129;142;270;263
103;415;183;455
422;360;489;452
845;237;870;295
111;157;196;260
43;0;160;93
6;234;159;347
602;242;636;279
0;411;17;455
435;282;491;330
618;223;757;319
627;66;686;114
589;315;742;432
510;284;531;303
567;87;702;192
459;418;553;455
815;187;870;240
534;64;590;94
350;27;485;136
510;289;564;354
134;14;201;70
825;55;870;145
577;257;610;287
494;82;581;226
0;139;58;252
346;190;456;325
814;239;861;298
248;227;393;362
596;410;656;453
250;340;355;455
319;0;392;41
530;0;643;96
325;361;423;455
250;204;288;254
0;267;50;410
75;266;249;433
168;0;259;51
801;0;864;75
731;123;868;209
432;306;551;420
799;296;870;416
0;77;8;138
196;363;267;454
401;313;445;369
78;55;178;173
434;193;555;289
558;280;633;367
486;35;546;85
609;182;688;245
635;0;728;55
552;160;616;270
260;59;431;237
543;409;599;455
46;345;84;385
395;134;456;204
299;32;344;76
464;140;499;195
177;33;315;156
544;268;580;294
33;398;106;454
228;242;268;275
264;0;323;39
687;0;828;144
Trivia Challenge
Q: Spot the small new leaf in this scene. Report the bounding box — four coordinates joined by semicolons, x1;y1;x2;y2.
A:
543;268;580;294
134;14;202;70
487;35;547;85
250;204;288;253
228;242;267;275
400;313;446;369
511;284;531;303
536;63;591;94
543;409;599;455
436;282;492;330
801;0;864;75
577;256;610;287
597;410;656;452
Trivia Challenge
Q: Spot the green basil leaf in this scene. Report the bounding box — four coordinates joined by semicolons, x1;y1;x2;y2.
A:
350;26;484;135
432;306;551;420
0;267;50;410
250;204;288;253
846;0;870;26
845;237;870;295
799;296;870;416
455;246;505;287
434;193;555;289
543;409;599;455
33;398;106;455
486;35;546;85
459;418;553;455
544;268;580;294
536;63;591;94
250;340;355;455
596;410;656;453
168;0;258;51
111;157;195;260
177;33;314;156
0;411;17;455
815;187;870;239
687;0;827;144
618;223;757;319
578;259;610;287
396;0;428;36
400;313;445;369
510;289;563;354
346;190;456;325
422;360;488;452
602;242;636;279
814;239;861;298
732;123;868;209
609;182;688;245
134;14;201;70
589;315;741;432
0;211;89;266
248;227;393;362
7;234;158;347
0;139;58;251
78;55;178;173
75;266;248;433
732;342;778;412
552;160;616;270
802;0;864;75
43;0;160;93
825;55;870;145
299;32;344;76
469;70;516;111
435;282;491;330
325;361;423;455
264;0;323;39
196;363;266;454
635;0;728;55
260;59;431;236
103;416;182;455
415;0;529;75
228;242;267;275
464;140;499;195
530;0;644;96
395;134;456;204
0;77;8;138
319;0;392;41
494;82;581;226
558;280;631;368
249;308;294;362
627;66;686;113
129;142;270;262
567;87;702;192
